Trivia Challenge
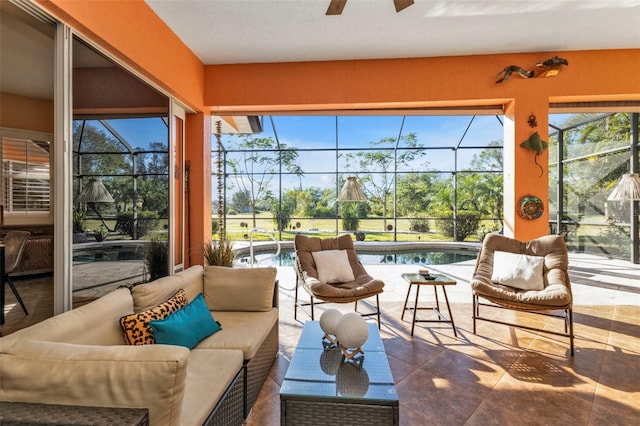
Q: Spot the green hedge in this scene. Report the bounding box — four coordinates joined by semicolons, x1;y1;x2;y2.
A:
116;211;160;239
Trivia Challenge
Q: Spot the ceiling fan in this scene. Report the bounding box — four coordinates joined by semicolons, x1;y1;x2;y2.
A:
326;0;414;15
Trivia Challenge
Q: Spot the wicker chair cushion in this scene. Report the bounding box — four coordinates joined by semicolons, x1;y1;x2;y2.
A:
295;234;384;299
491;251;545;290
471;234;572;309
311;249;355;283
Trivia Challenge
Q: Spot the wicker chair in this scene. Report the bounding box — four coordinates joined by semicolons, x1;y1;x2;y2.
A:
1;230;31;325
470;233;574;355
294;234;384;328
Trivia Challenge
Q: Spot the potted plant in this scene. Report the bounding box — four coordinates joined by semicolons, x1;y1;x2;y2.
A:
94;224;108;242
202;239;235;267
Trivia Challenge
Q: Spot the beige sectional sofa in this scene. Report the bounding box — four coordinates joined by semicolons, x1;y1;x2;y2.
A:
0;265;279;425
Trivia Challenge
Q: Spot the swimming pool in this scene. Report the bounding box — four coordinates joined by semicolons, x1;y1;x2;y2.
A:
235;242;479;267
73;241;145;263
72;240;479;267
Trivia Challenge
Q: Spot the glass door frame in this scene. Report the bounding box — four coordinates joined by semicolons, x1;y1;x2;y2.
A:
170;101;186;273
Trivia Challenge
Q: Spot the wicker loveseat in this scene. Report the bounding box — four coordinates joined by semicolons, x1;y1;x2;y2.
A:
0;265;279;425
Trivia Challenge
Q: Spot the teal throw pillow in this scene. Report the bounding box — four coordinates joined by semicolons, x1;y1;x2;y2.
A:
150;293;221;349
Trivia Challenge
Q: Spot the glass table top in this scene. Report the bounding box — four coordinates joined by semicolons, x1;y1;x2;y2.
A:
280;321;398;404
294;321;386;352
401;272;457;285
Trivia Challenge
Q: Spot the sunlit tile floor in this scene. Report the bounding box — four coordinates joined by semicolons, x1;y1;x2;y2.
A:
250;257;640;426
2;254;639;425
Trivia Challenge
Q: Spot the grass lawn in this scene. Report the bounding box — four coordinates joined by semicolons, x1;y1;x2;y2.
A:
220;212;481;242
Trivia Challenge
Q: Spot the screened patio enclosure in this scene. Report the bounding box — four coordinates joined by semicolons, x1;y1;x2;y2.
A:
217;114;505;244
216;112;639;263
73;117;169;241
549;112;639;263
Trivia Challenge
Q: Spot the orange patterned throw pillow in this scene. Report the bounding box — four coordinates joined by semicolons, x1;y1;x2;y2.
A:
120;289;188;345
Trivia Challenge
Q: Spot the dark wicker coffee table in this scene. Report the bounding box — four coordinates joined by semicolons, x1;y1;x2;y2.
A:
279;321;399;426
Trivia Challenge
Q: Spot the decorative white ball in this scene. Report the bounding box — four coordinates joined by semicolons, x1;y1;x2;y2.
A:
335;312;369;349
319;309;343;336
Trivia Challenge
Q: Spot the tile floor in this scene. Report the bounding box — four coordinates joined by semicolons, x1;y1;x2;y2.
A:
247;257;640;426
2;253;639;425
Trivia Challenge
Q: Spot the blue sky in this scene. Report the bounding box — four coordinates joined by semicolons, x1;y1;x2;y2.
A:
96;114;577;192
219;114;508;193
100;117;169;150
93;112;578;152
87;113;582;198
259;115;504;150
100;114;573;154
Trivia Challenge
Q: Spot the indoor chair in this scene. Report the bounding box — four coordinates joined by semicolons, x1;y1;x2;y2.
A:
294;234;384;328
470;233;574;355
1;230;31;325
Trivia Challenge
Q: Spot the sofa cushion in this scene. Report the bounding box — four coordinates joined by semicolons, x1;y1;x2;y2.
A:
120;289;188;345
0;340;189;426
181;348;243;425
311;249;355;283
195;308;278;359
491;251;545;290
175;265;205;298
0;288;134;348
150;293;221;349
203;266;277;312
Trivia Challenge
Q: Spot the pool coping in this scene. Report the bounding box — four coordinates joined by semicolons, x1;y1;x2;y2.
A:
234;240;481;256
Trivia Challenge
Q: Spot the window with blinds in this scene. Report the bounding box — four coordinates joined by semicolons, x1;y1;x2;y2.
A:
1;136;51;215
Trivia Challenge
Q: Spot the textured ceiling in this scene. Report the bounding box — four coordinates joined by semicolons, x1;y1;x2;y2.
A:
145;0;640;65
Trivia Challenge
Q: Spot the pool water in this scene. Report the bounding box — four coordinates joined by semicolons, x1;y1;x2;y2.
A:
237;249;477;267
73;247;143;263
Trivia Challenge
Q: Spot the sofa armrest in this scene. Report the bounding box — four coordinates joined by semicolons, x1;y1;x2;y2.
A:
0;341;189;426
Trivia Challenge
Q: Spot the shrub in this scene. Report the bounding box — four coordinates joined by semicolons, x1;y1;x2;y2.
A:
432;209;481;241
311;206;335;218
342;215;360;231
341;202;365;231
598;224;631;259
116;211;160;239
409;217;429;233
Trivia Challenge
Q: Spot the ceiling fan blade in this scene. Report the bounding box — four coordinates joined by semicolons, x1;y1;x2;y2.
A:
326;0;347;15
393;0;414;13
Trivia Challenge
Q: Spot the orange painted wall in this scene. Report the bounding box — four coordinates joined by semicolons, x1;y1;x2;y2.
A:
185;112;211;267
38;0;205;112
0;93;54;133
205;50;640;112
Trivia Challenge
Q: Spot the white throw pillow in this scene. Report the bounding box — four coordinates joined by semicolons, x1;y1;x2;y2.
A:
311;249;355;283
491;251;545;290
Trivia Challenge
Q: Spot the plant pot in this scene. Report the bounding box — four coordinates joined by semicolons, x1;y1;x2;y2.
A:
95;234;106;242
